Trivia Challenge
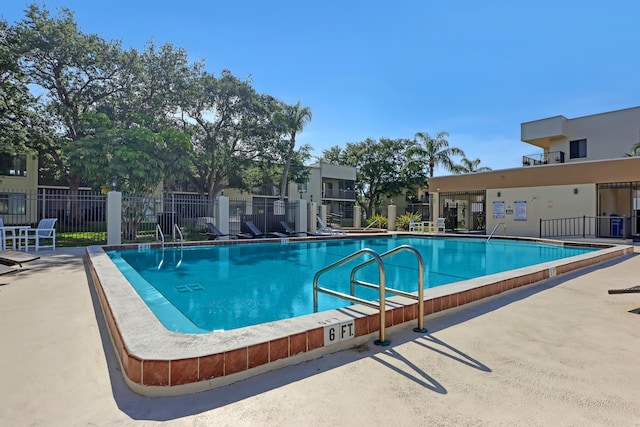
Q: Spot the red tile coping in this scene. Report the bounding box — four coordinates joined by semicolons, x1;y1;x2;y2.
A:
87;239;632;396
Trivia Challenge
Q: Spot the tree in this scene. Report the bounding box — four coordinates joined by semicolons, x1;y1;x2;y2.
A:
13;4;134;222
178;70;282;214
0;19;40;155
64;112;191;238
413;131;465;177
322;138;424;217
624;142;640;157
452;157;492;174
276;101;312;199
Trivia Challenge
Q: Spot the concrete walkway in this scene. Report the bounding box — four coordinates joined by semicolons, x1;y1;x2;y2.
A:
1;246;639;426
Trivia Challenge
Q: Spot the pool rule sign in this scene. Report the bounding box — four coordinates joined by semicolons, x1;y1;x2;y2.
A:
319;317;355;345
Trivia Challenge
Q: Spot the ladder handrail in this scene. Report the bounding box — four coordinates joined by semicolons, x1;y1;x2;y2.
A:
156;224;165;250
313;248;388;345
313;245;428;346
364;218;382;230
173;223;184;249
487;222;505;241
350;245;426;332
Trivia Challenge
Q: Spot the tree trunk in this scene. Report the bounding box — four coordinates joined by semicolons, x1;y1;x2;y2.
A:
65;175;83;227
279;140;295;200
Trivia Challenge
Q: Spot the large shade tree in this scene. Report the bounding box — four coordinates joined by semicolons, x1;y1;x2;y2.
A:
323;137;425;217
12;4;134;222
178;70;282;213
0;19;40;155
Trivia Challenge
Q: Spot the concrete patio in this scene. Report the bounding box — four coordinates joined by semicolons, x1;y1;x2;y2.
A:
1;245;639;426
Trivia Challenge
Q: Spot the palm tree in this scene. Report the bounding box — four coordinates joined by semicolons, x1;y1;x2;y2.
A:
278;101;312;199
624;142;640;157
452;157;492;174
413;131;465;177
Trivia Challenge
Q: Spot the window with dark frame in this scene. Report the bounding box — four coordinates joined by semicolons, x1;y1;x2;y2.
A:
569;139;587;159
0;155;27;176
0;193;27;215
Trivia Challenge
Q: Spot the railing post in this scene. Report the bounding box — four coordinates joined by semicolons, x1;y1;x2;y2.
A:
106;191;122;246
539;218;542;238
583;215;586;238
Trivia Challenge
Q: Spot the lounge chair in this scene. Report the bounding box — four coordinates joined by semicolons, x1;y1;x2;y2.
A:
0;264;17;275
435;217;446;233
608;285;640;294
0;250;40;266
201;223;234;240
23;218;57;251
280;221;325;237
243;221;288;238
317;216;347;235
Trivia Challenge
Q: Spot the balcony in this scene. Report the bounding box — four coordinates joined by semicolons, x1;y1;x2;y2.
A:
522;151;565;167
322;188;356;200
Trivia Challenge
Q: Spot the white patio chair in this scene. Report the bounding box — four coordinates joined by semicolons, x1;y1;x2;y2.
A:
436;217;446;233
408;218;427;232
24;218;57;251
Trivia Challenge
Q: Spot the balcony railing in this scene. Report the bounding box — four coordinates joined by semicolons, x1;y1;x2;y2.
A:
322;189;356;200
522;151;565;167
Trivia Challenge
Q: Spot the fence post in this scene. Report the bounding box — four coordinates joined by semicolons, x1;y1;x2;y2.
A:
309;202;318;232
296;199;307;232
583;215;586;238
539;218;542;238
354;205;362;228
216;196;230;238
106;191;122;245
388;204;397;231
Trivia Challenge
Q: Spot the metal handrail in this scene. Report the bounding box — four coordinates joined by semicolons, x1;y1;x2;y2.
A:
173;223;184;248
313;245;428;346
156;224;165;250
364;218;382;230
487;222;505;241
350;245;427;333
313;248;388;345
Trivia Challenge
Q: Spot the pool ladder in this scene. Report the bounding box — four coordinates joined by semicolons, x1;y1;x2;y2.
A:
313;245;427;346
155;224;184;269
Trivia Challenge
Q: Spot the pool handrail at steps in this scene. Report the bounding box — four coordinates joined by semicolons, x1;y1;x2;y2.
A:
313;245;427;346
487;222;506;241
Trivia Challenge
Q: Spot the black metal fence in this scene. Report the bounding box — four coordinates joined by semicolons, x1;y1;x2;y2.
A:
0;188;304;246
539;216;632;239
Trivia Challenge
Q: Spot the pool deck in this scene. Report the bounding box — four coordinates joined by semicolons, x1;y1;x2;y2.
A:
1;243;640;426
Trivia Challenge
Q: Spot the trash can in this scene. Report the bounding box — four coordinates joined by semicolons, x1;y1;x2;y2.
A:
611;215;623;237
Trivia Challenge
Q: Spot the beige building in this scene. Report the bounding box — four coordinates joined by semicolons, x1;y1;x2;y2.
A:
429;107;640;240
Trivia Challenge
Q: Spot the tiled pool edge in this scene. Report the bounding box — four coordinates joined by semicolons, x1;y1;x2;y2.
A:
86;240;633;397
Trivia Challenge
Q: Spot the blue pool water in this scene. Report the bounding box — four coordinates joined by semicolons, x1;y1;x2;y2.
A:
108;237;595;333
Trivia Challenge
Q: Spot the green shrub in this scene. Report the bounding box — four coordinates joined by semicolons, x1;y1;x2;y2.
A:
365;214;388;229
397;212;423;230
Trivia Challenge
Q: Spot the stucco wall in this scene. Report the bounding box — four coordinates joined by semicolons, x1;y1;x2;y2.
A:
485;184;596;237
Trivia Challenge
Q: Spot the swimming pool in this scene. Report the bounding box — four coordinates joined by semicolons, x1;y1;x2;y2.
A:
108;237;596;333
87;235;633;396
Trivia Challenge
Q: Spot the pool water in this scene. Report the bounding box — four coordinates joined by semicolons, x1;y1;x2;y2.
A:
108;237;595;333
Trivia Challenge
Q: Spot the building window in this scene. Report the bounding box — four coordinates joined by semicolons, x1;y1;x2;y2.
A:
569;139;587;159
0;155;27;176
0;193;27;215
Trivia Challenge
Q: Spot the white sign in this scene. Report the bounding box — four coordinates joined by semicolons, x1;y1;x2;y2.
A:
514;200;527;221
493;201;505;219
323;320;355;345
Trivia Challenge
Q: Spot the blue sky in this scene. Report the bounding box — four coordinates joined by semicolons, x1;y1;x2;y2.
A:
3;1;640;173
